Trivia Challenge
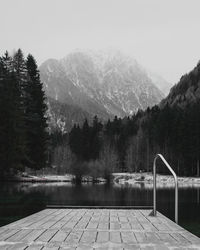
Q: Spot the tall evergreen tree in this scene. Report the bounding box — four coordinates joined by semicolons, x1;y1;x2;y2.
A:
25;54;48;170
0;52;26;176
13;49;27;99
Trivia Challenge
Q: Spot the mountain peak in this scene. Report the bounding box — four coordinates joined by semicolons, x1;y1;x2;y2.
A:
40;49;165;131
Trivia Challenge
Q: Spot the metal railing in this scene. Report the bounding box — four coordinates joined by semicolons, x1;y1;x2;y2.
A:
151;154;178;224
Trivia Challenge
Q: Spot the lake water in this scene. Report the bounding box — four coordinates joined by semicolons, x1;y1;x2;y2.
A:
0;182;199;237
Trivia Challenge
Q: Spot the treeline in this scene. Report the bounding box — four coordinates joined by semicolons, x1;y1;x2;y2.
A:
0;49;48;177
132;103;200;176
51;101;200;179
52;61;200;179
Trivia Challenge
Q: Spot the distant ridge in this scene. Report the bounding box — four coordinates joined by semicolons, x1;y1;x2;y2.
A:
161;61;200;107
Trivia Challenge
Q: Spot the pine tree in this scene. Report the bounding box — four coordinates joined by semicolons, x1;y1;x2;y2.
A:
13;49;27;99
0;52;26;176
69;124;82;159
25;54;48;170
12;49;28;165
81;119;91;160
91;116;103;159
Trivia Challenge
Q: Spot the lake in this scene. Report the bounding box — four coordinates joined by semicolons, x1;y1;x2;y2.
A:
0;182;199;237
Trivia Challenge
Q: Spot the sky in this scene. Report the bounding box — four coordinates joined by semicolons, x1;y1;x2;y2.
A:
0;0;200;83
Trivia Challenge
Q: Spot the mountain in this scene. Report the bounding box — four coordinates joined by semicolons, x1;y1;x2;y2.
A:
147;71;172;96
40;50;164;131
47;97;93;133
161;61;200;107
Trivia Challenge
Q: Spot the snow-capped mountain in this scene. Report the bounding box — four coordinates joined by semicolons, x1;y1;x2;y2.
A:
40;49;164;131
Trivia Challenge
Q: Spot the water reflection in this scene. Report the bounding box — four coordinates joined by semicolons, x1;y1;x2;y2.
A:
0;182;199;237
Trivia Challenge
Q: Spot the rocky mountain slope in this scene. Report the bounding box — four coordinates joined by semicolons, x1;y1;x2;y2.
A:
147;71;172;96
40;50;164;131
47;97;93;132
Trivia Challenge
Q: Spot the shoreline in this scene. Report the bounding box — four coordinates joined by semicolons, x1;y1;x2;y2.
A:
113;173;200;187
0;174;106;184
1;172;200;186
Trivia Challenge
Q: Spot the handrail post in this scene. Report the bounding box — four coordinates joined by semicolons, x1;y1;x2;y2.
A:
175;180;178;224
152;154;178;224
153;157;156;216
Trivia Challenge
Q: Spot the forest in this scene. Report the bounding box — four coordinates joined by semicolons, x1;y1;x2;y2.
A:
0;50;48;178
52;101;200;181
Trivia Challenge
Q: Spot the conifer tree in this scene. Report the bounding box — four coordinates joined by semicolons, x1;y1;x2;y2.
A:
0;52;26;176
12;49;28;158
13;49;27;98
25;54;48;170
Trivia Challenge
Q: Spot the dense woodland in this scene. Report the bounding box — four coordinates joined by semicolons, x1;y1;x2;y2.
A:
0;50;200;180
52;62;200;180
0;50;48;178
52;101;200;180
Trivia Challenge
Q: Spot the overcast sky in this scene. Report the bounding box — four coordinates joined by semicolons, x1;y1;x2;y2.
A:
0;0;200;83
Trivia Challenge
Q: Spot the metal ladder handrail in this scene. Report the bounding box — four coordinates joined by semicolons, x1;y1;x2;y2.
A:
151;154;178;224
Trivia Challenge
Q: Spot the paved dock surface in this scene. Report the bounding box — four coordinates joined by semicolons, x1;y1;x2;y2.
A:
0;208;199;249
